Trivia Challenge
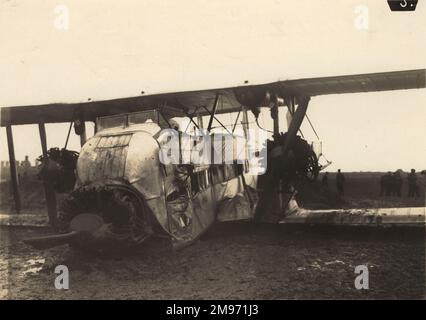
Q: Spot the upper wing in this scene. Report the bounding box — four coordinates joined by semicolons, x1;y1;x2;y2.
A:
1;69;424;126
279;69;425;96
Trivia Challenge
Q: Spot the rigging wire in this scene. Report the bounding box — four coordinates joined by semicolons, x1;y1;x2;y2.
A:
305;114;320;140
184;118;192;133
64;121;73;149
232;109;241;134
304;112;332;165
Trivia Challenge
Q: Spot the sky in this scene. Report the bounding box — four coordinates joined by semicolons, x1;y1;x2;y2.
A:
0;0;425;172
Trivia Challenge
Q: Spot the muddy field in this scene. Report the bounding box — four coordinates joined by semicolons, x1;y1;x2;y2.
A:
1;172;425;299
1;223;424;299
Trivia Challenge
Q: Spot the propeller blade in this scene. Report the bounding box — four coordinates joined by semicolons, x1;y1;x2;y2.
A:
23;231;82;249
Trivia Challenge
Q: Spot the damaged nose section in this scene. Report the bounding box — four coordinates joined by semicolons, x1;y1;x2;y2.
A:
23;184;155;252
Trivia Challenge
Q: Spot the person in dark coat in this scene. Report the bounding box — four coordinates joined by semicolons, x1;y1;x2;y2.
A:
336;169;345;197
322;172;329;188
382;172;393;196
393;171;403;197
407;169;419;198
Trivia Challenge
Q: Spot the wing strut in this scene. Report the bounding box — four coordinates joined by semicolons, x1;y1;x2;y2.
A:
5;125;21;213
38;123;58;229
281;96;310;160
207;92;220;132
276;95;310;215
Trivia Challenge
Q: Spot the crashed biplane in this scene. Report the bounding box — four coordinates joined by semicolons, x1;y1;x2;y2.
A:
1;69;425;252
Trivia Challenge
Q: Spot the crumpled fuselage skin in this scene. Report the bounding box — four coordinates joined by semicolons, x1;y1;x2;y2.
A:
75;121;256;248
76;123;170;235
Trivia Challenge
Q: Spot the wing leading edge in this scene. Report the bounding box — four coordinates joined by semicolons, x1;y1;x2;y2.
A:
1;69;424;126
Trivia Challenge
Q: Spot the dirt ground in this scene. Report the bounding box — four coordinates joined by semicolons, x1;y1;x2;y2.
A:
1;223;424;299
1;172;425;299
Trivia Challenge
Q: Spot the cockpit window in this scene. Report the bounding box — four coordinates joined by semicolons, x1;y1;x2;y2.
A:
128;110;157;126
97;110;171;132
97;115;126;131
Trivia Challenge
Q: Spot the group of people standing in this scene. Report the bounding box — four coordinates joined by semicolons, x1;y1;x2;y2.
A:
380;169;420;198
320;169;423;199
321;169;345;197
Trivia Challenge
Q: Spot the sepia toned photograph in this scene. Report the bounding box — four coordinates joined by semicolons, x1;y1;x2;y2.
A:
0;0;425;304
